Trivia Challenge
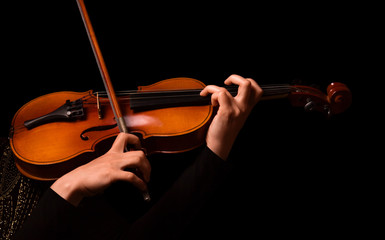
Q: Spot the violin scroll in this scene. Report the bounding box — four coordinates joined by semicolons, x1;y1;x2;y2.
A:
327;82;352;115
288;82;352;117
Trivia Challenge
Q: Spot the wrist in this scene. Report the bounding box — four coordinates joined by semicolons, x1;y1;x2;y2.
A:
206;137;235;161
51;173;85;207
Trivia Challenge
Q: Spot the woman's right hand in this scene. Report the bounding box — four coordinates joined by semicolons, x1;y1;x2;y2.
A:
51;133;151;206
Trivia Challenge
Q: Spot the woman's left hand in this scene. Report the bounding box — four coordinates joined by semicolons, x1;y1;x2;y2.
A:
200;74;263;160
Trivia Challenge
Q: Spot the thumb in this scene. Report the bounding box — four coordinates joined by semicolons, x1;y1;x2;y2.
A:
109;133;141;153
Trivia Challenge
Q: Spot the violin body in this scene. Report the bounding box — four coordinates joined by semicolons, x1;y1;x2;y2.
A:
10;78;213;180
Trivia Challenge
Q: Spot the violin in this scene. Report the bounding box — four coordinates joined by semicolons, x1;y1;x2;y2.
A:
8;0;352;181
9;78;351;180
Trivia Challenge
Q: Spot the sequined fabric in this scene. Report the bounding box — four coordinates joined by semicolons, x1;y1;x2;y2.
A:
0;138;46;240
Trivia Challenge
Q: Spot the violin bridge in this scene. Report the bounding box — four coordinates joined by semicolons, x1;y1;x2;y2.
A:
97;92;103;119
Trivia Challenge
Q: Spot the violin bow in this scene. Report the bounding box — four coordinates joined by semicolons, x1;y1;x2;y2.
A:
76;0;128;134
76;0;151;202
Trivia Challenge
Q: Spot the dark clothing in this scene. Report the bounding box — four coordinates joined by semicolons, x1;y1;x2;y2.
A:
14;146;232;240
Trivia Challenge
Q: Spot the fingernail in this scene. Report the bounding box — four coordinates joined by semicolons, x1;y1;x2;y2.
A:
142;191;151;202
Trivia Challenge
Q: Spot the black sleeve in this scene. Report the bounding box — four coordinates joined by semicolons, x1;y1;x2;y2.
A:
13;187;77;240
121;146;233;239
14;146;232;240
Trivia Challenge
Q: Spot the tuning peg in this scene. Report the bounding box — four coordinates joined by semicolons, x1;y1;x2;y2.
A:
304;98;315;112
323;105;331;119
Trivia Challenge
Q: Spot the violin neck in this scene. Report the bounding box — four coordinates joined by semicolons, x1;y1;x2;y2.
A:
259;84;293;100
116;84;293;111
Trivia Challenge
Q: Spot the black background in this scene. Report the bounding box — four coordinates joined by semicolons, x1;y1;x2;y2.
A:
2;0;366;238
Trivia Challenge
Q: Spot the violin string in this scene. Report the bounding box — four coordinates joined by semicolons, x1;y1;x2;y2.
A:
87;90;293;103
92;84;295;101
